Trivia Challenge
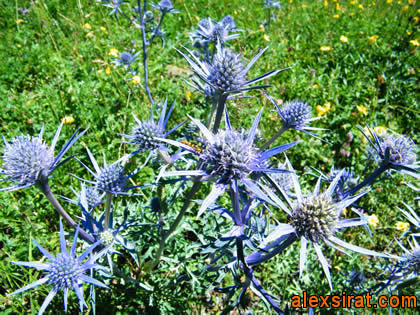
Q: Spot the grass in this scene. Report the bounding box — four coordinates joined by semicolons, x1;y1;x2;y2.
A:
0;0;418;313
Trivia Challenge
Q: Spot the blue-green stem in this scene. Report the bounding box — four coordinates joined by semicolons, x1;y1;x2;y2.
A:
37;181;96;244
212;94;228;133
104;192;113;228
344;164;388;198
261;124;288;151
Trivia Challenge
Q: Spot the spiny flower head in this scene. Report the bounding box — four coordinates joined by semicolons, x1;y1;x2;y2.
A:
158;109;299;217
279;100;312;130
291;194;338;243
253;164;393;289
60;184;105;211
191;16;239;46
8;220;107;314
113;51;139;69
207;48;246;93
76;148;140;196
178;44;285;98
121;99;183;156
362;126;418;178
1;123;86;191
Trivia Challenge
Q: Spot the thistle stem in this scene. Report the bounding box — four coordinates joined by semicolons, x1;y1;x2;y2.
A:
343;164;388;198
138;0;154;104
261;124;288;151
37;181;96;244
104;192;113;228
148;179;202;270
147;11;166;45
212;94;228;133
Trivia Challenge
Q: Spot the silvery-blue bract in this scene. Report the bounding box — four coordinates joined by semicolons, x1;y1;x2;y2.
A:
113;51;140;70
60;183;105;211
362;126;418;178
249;163;396;289
191;16;239;46
101;0;125;18
158;109;299;217
8;220;107;314
151;0;179;13
0;122;86;191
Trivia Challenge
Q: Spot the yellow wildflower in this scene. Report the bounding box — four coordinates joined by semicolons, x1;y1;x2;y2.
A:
387;0;392;3
100;26;108;33
185;91;191;101
61;116;75;124
320;46;332;51
349;12;354;17
312;84;319;89
409;39;419;47
358;4;364;9
324;0;328;7
105;66;111;75
415;17;419;23
16;44;21;48
333;14;340;19
109;48;119;57
131;76;141;85
368;214;379;227
16;19;24;24
368;35;379;44
374;126;387;135
356;105;368;116
340;35;348;43
86;31;94;38
259;24;265;32
316;102;331;117
336;3;340;10
264;34;270;42
402;5;409;10
83;23;92;30
350;0;357;5
289;0;293;3
372;1;376;5
302;4;308;8
396;222;410;232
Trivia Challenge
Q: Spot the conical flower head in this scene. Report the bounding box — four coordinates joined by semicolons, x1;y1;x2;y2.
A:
2;135;54;187
48;253;81;289
208;48;246;92
379;134;416;165
202;129;258;184
96;163;127;193
83;186;104;210
280;100;311;130
132;121;164;152
291;194;338;243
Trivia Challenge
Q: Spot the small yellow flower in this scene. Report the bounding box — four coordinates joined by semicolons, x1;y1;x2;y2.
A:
409;39;419;47
356;105;368;116
100;26;108;34
16;44;21;48
324;0;328;7
358;4;364;9
349;12;355;17
387;0;392;3
83;23;92;30
259;24;265;32
403;5;409;10
16;19;24;24
264;34;270;42
372;1;376;5
302;4;308;8
340;35;348;43
368;35;379;44
320;46;332;51
374;126;387;135
185;91;191;101
368;214;379;227
350;0;357;5
105;66;112;75
289;0;293;3
333;14;340;19
336;3;340;10
61;116;75;124
86;31;94;38
316;102;331;117
396;222;410;232
415;17;419;23
131;76;141;85
109;48;119;57
312;84;319;89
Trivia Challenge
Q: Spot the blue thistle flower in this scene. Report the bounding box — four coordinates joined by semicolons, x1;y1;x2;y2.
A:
75;149;140;196
101;0;125;18
264;0;282;9
248;164;396;289
191;16;240;46
8;220;107;314
362;126;418;178
60;183;105;211
0;122;86;191
158;109;299;217
113;50;140;70
178;44;286;98
151;0;179;13
121;99;184;157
